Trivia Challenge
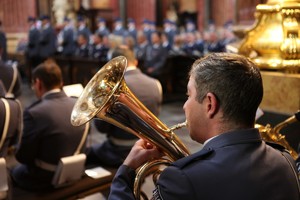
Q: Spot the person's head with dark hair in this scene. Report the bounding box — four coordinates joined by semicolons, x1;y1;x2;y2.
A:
77;33;89;46
40;15;50;27
112;46;137;68
28;16;36;22
93;32;104;45
151;31;162;45
27;16;36;28
77;15;86;27
31;60;63;99
76;33;89;47
185;52;263;143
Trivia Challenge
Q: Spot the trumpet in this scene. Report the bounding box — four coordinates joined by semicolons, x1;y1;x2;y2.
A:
71;56;190;199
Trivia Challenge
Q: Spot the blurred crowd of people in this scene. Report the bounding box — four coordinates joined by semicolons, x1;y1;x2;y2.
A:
20;14;237;78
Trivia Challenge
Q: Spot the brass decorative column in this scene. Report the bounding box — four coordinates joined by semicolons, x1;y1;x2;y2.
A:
238;0;300;72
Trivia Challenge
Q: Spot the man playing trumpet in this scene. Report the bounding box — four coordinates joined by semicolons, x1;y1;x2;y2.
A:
108;53;300;200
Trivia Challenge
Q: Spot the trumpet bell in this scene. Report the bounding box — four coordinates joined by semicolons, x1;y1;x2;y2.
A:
71;56;190;160
70;55;190;200
71;56;127;126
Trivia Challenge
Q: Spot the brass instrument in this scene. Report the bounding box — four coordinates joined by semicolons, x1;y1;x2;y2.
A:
71;56;190;199
238;0;300;72
256;110;300;160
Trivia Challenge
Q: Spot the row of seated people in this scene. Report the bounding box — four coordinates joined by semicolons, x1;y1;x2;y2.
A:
23;14;233;64
22;37;196;98
0;47;163;199
19;15;232;94
21;27;201;95
57;29;229;77
51;53;194;96
25;30;203;79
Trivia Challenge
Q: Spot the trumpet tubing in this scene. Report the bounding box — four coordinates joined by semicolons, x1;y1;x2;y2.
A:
71;56;190;200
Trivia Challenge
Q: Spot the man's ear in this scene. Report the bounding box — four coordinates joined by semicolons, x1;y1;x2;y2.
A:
134;59;138;67
206;92;219;118
35;78;43;91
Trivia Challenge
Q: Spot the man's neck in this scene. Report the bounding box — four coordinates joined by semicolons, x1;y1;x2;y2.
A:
42;88;61;99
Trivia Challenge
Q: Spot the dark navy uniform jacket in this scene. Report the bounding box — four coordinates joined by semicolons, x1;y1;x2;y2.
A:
38;24;57;59
0;82;22;157
61;27;76;56
144;44;168;77
27;26;40;58
11;91;86;190
108;128;300;200
0;60;22;97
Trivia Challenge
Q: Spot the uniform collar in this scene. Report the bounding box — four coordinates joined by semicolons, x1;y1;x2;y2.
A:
204;128;261;150
42;88;61;99
172;128;261;169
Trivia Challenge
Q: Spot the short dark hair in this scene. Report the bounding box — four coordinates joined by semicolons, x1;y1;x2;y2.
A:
112;46;136;64
32;60;63;90
190;53;263;127
95;32;104;40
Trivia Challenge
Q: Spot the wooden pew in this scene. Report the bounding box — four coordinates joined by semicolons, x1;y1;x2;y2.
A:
12;168;116;200
70;57;105;87
160;55;196;102
168;55;195;94
53;56;72;85
53;56;107;87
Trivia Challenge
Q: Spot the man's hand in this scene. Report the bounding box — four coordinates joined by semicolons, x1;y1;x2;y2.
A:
123;139;163;170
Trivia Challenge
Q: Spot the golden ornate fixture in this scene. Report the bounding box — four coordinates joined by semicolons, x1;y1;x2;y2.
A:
238;0;300;72
256;110;300;160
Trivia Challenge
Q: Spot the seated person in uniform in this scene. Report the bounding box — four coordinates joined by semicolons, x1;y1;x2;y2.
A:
0;81;22;200
143;31;168;78
11;61;87;191
75;33;91;58
0;80;22;157
90;33;109;62
0;44;22;98
86;46;163;168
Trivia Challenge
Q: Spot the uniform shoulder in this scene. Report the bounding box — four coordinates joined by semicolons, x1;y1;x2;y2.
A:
172;148;214;169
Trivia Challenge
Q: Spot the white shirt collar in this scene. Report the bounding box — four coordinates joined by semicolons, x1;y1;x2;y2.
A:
42;88;61;99
126;65;136;72
202;135;219;148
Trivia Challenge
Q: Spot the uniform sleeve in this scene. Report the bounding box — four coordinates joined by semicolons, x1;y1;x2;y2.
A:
93;119;113;134
15;109;39;165
154;166;196;200
8;100;22;147
108;165;136;200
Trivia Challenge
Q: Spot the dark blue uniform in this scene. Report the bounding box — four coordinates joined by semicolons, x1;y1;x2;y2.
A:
109;129;300;200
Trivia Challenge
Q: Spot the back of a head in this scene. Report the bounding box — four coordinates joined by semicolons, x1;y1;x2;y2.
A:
108;35;123;48
112;46;137;65
151;31;162;43
77;33;88;44
190;52;263;127
32;60;63;90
